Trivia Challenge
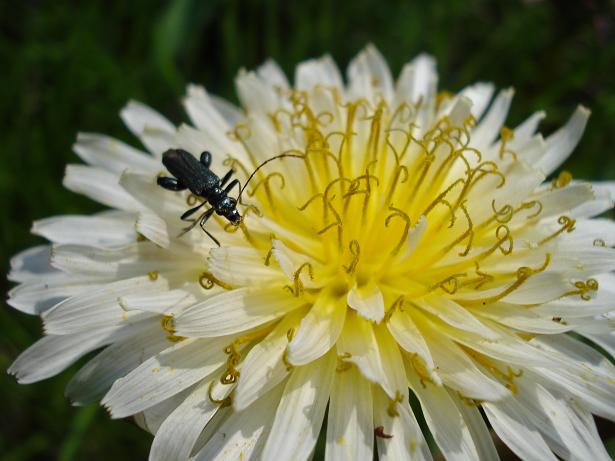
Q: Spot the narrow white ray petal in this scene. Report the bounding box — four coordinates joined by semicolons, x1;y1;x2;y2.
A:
407;368;481;461
579;330;615;359
337;313;398;398
8;245;56;283
453;398;500;461
73;132;159;174
431;315;556;368
537;106;590;175
235;70;279;115
395;54;437;105
287;290;346;366
102;337;230;418
119;171;186;219
208;245;283;286
119;286;198;315
8;277;103;315
459;82;495;120
373;324;408;399
325;366;373;461
415;295;498;339
510;111;545;147
63;165;143;211
194;383;284;461
533;183;595;219
42;273;182;335
427;333;511;401
32;213;137;246
295;54;343;90
257;59;289;88
176;287;304;338
530;339;615;420
149;379;229;461
373;387;432;461
387;310;441;385
471;88;514;150
270;239;320;288
347;280;385;322
8;328;117;384
210;94;242;125
233;310;305;411
470;303;572;334
347;44;394;103
137;386;194;435
66;322;170;405
49;243;195;278
120;100;176;157
261;351;335;461
483;399;557;461
136;211;170;248
514;378;610;460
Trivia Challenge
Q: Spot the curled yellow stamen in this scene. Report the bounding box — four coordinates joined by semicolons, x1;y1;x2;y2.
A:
385;206;412;255
285;262;314;297
551;170;573;189
199;272;233;290
387;391;404;417
343;240;361;274
160;315;185;342
539;216;576;246
336;353;353;372
562;278;599;301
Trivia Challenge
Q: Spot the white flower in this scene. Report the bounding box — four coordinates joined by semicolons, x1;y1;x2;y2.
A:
8;44;615;461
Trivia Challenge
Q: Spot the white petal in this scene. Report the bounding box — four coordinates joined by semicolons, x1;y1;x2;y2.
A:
8;245;56;283
120;100;176;157
176;287;304;338
63;165;143;211
421;328;511;401
387;310;441;385
325;366;373;461
32;213;137;247
454;400;500;461
194;383;284;461
471;302;571;334
407;370;480;461
337;313;399;398
233;311;304;411
295;54;343;90
257;59;289;88
43;273;182;335
73;132;159;175
415;295;498;339
8;328;116;384
347;44;394;103
8;276;102;315
395;54;437;105
458;82;495;120
471;88;514;150
483;398;557;461
235;70;279;115
208;245;282;286
347;280;385;322
136;210;170;248
510;111;545;147
287;290;346;366
537;106;590;175
149;379;228;461
66;320;169;404
262;351;335;461
102;337;229;418
373;387;432;461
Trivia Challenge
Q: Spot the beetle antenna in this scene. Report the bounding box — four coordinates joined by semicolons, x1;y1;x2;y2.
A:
237;153;304;203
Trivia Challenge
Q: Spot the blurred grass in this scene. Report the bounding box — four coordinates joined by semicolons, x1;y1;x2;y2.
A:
1;0;614;459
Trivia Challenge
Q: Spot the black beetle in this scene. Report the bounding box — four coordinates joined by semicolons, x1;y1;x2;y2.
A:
157;148;304;246
157;149;240;246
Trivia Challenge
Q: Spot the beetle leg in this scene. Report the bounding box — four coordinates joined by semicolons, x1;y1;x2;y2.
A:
157;176;187;191
181;200;207;220
220;169;234;187
200;151;212;168
224;179;241;195
199;209;220;247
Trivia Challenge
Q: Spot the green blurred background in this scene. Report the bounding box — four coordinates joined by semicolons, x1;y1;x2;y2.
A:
1;0;615;459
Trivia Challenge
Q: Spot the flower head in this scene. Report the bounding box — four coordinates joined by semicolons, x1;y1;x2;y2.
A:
8;45;615;460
